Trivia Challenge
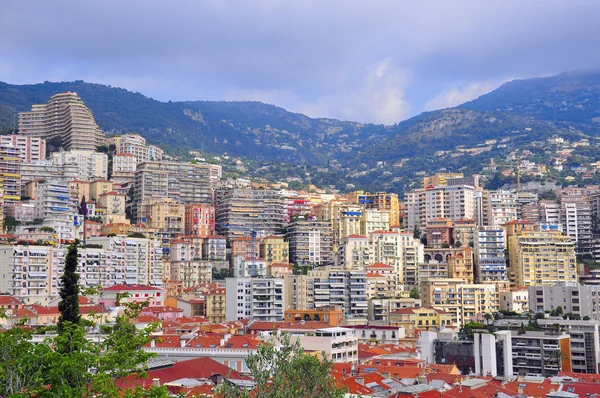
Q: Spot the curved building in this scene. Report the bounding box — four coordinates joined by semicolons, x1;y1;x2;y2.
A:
18;92;105;150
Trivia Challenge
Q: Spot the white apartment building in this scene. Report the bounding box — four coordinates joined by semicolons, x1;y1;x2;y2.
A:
226;277;285;322
405;185;477;231
111;153;137;182
117;134;149;164
86;236;164;287
20;161;79;186
486;190;518;227
0;134;46;162
51;149;109;181
474;226;507;282
232;256;268;278
500;289;529;313
335;235;372;269
287;327;359;363
33;179;78;240
359;210;390;236
529;282;600;321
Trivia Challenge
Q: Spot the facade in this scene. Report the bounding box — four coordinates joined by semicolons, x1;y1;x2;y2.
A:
205;286;226;323
500;289;529;313
117;134;149;164
0;135;45;162
485;190;518;227
97;192;127;224
33;180;77;239
286;219;334;266
184;203;215;237
215;189;286;239
134;161;221;219
359;210;390;236
507;229;578;287
0;143;22;202
511;331;572;377
353;191;400;227
289;327;359;364
18;92;105;150
111;153;137;182
225;277;285;321
389;306;453;337
21;161;79;186
259;236;289;265
529;283;600;320
51;150;108;181
306;268;368;320
136;198;185;236
474;226;507;282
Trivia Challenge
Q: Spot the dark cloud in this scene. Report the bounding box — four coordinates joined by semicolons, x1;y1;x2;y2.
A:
1;0;599;123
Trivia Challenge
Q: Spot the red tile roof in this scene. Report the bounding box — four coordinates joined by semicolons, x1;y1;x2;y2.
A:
102;284;163;291
365;263;394;269
0;295;22;306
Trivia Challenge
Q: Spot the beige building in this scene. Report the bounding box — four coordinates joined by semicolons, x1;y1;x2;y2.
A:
500;288;529;313
138;198;185;236
97;191;127;224
389;306;454;337
205;286;226;323
360;209;390;236
18;92;105;150
0;135;46;162
68;180;91;203
89;180;114;201
117;133;149;164
507;229;578;287
448;247;474;283
259;235;289;265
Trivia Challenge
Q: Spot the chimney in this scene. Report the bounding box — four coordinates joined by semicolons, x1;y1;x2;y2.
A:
152;378;160;387
220;338;225;346
224;333;232;342
150;339;155;348
180;339;186;348
355;376;364;386
518;386;523;394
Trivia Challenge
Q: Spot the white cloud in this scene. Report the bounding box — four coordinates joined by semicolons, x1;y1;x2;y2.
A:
423;80;509;111
223;59;411;125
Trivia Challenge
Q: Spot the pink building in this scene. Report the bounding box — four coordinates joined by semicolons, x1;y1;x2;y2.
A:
0;134;46;162
184;204;215;237
99;284;165;308
83;220;103;240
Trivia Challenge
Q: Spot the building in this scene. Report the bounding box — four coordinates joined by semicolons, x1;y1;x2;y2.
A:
474;226;507;283
353;191;400;227
500;289;529;313
202;235;227;261
51;150;108;181
486;190;518;227
359;210;390;236
205;286;226;323
215;189;286;239
367;296;422;323
232;256;268;278
447;247;474;283
18;92;105;150
288;327;359;364
286;219;334;267
507;228;578;287
511;331;572;377
0;135;46;162
389;307;453;337
97;191;127;224
558;188;594;256
286;269;369;321
225;277;285;322
111;153;137;182
284;306;344;326
136;198;185;236
426;218;453;248
99;284;165;308
184;204;215;237
89;179;114;201
33;179;77;240
259;236;289;265
21;161;79;186
405;184;479;232
134;161;221;219
116;134;149;164
0;143;22;203
529;283;600;320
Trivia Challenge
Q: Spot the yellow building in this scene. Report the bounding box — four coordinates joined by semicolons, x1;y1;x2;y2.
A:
101;223;158;237
448;247;474;283
347;191;401;227
507;229;577;287
205;286;226;323
422;173;464;188
259;235;289;265
89;179;114;201
68;179;90;202
137;198;185;236
389;306;453;337
420;278;501;325
97;191;127;224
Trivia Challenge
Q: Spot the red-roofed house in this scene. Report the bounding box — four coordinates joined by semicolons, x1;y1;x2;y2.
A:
100;284;165;308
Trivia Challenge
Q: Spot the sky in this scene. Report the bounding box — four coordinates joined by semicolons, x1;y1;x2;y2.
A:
1;0;600;125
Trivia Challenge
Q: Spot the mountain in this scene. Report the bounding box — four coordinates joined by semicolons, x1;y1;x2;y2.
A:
0;80;389;165
1;71;600;193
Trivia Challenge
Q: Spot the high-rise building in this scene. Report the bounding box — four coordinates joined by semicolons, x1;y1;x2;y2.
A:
111;154;137;182
136;198;185;236
558;188;594;256
485;190;518;227
529;282;600;321
0;135;46;162
134;161;221;219
215;189;285;239
0;143;21;203
286;219;334;266
18;92;105;150
226;277;285;321
184;203;215;237
259;236;289;265
51;149;109;181
350;191;400;227
507;227;578;287
474;226;507;282
117;133;149;164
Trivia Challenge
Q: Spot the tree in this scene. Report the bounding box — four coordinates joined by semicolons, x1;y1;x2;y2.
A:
409;287;420;299
216;333;346;397
4;216;21;232
555;306;563;316
79;195;88;217
58;243;81;331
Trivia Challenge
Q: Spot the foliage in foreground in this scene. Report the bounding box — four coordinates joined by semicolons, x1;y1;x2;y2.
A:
216;333;346;398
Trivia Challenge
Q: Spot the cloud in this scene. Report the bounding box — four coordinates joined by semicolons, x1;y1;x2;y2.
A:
1;1;600;122
225;59;411;124
423;80;509;112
